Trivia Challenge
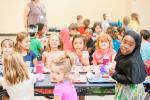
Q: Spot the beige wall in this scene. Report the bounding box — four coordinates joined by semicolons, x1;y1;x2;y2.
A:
44;0;131;27
0;0;149;33
131;0;150;29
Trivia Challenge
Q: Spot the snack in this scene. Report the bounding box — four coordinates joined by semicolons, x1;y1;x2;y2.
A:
36;73;45;82
102;74;109;78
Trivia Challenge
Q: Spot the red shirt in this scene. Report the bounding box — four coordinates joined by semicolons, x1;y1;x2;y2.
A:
78;26;85;34
93;49;116;65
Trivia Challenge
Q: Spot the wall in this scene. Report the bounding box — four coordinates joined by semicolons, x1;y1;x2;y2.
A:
131;0;150;29
0;0;25;33
0;0;131;33
44;0;131;27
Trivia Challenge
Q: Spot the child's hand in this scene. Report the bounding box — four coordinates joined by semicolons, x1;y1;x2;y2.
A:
76;50;82;57
109;67;115;76
98;59;103;64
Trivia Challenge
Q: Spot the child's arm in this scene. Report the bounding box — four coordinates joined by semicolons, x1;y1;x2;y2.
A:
53;85;62;100
111;51;117;69
42;52;47;65
42;52;50;69
33;58;37;67
31;51;37;67
79;56;89;66
24;4;30;30
29;72;36;83
78;51;89;66
53;96;61;100
92;60;97;65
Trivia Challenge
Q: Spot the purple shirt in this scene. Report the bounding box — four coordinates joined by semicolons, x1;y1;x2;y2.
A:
27;2;47;26
53;81;78;100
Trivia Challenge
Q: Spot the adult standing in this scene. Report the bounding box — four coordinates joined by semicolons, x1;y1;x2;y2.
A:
101;13;110;32
24;0;47;30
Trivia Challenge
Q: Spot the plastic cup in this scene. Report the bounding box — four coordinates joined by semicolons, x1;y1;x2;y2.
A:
103;58;109;65
36;63;44;73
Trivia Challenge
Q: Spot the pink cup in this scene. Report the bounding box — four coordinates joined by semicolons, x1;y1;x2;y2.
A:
36;63;44;73
103;58;109;65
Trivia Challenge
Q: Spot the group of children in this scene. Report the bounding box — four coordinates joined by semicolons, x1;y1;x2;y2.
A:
0;12;150;100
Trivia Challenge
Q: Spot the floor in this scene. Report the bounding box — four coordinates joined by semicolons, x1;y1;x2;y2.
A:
34;93;149;100
33;95;114;100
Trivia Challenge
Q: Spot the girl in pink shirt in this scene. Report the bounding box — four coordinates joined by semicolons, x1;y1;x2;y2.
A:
50;54;78;100
93;33;116;65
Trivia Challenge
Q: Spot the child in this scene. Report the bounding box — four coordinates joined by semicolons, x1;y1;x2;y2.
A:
0;39;14;99
60;28;73;52
92;22;103;41
42;33;64;68
28;24;43;57
106;26;121;52
117;27;125;41
36;23;47;39
15;32;37;68
129;13;140;32
36;23;47;50
140;29;150;74
102;13;110;32
76;15;83;27
0;39;14;70
68;23;80;40
36;34;63;99
78;19;90;34
122;16;132;32
83;28;95;65
93;33;116;65
1;39;14;56
1;53;35;100
50;54;78;100
71;35;89;66
110;30;146;100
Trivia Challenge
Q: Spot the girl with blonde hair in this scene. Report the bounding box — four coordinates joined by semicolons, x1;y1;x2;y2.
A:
15;32;37;69
1;53;35;100
50;53;77;100
93;33;116;65
0;39;14;64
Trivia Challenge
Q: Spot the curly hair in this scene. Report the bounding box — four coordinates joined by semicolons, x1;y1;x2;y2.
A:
95;33;113;50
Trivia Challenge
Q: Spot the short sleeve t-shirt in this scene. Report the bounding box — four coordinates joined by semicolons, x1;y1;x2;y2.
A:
23;51;36;67
30;37;42;57
53;81;78;100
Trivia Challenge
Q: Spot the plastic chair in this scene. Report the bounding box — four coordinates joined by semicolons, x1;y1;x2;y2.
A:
144;89;150;100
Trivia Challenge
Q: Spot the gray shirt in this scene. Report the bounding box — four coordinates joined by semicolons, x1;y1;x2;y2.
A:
27;2;47;26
